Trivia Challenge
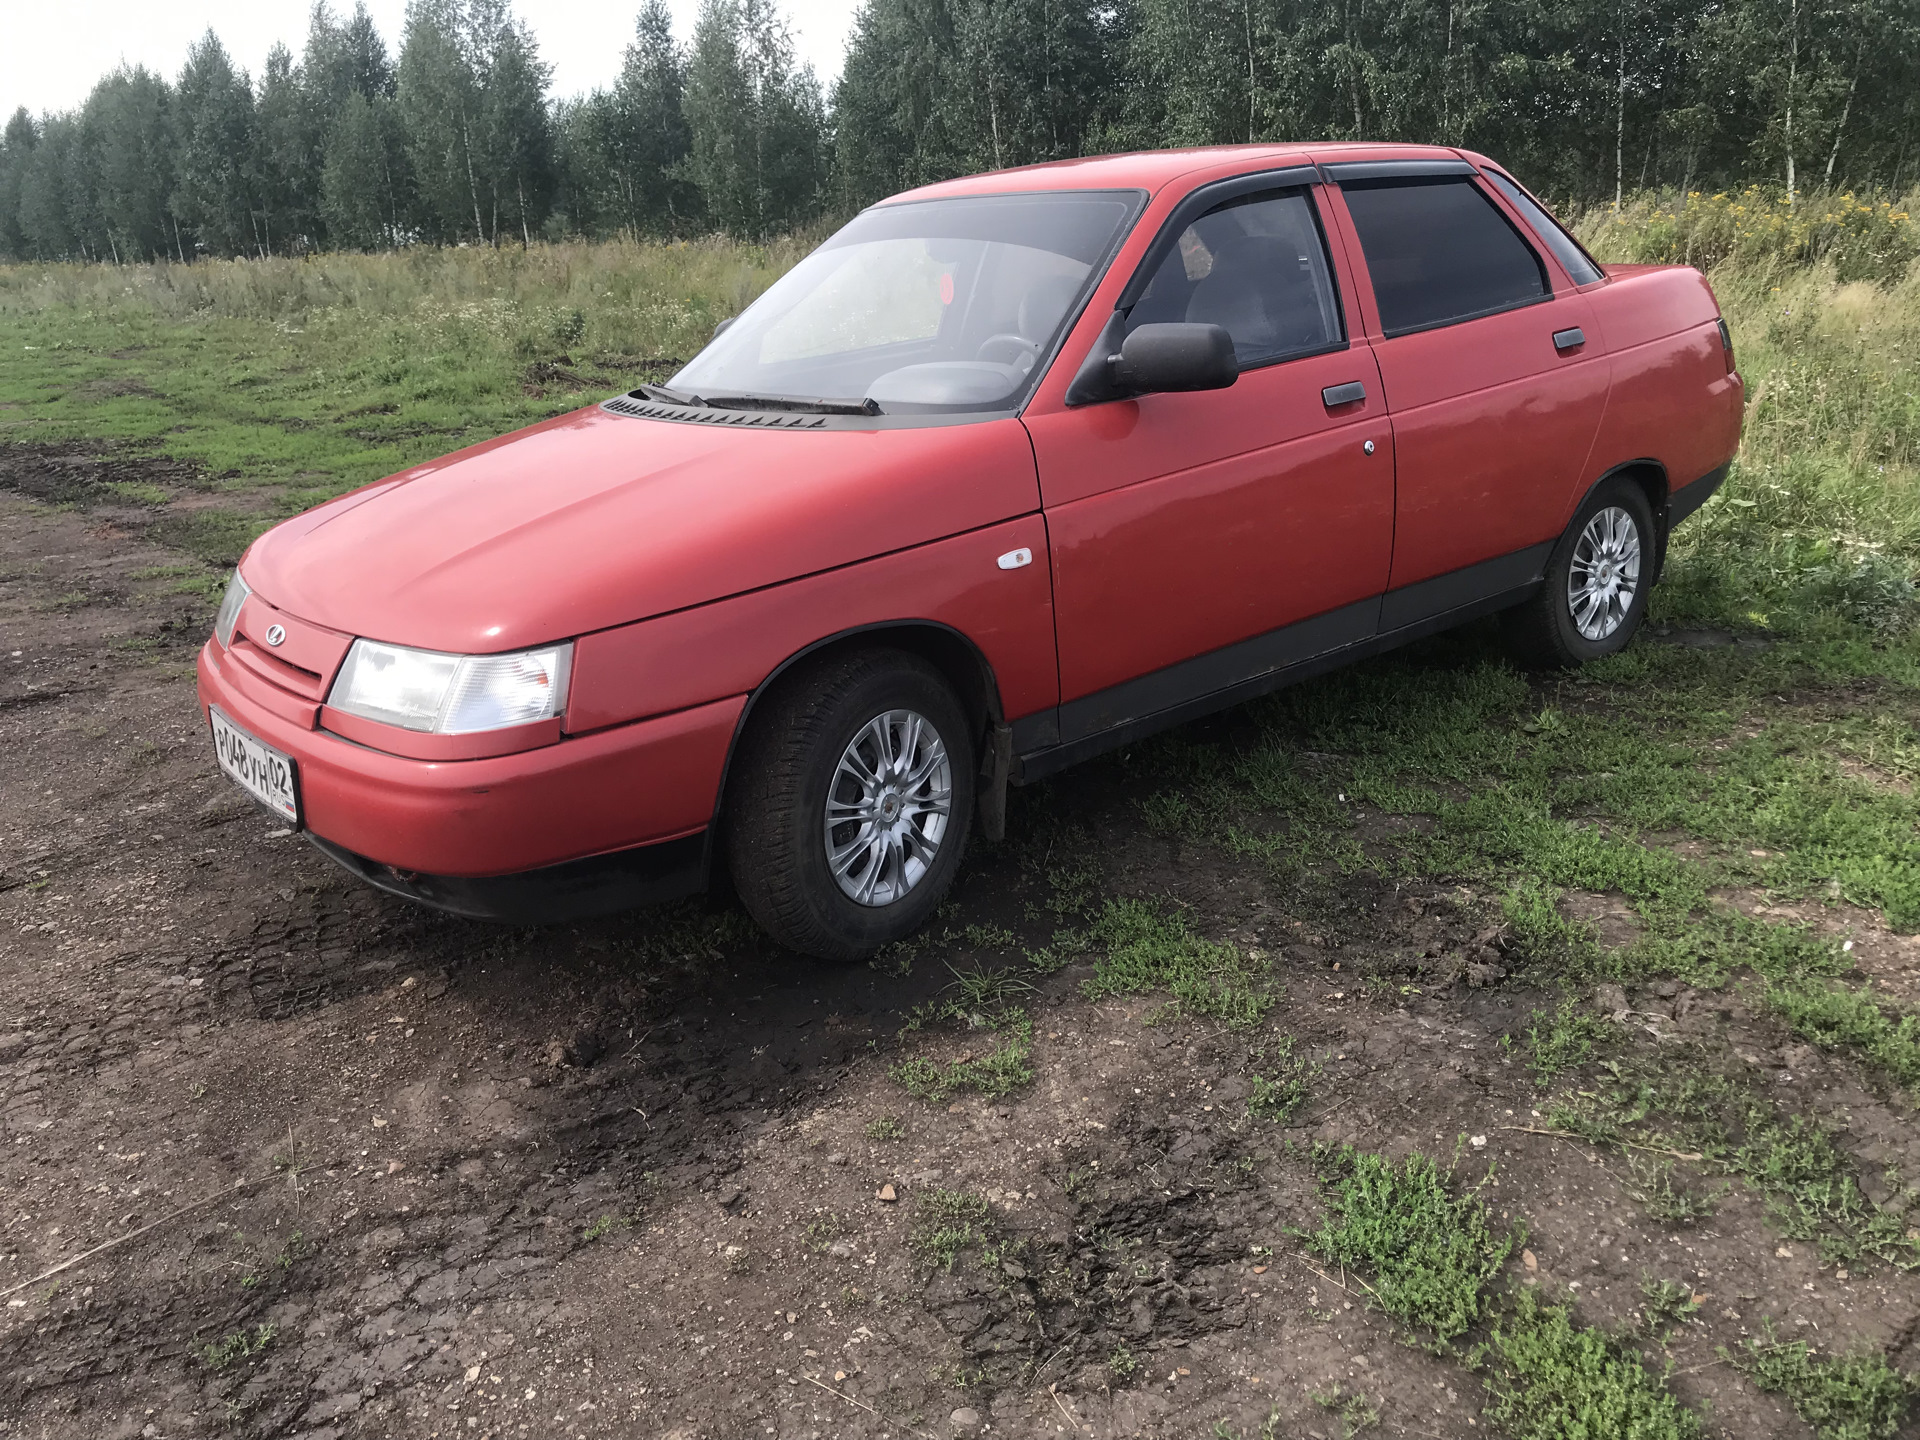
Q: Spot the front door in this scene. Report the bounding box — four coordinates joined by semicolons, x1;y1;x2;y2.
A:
1024;178;1394;744
1324;164;1610;624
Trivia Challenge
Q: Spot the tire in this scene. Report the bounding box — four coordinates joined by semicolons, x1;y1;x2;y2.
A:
724;649;975;960
1503;476;1658;669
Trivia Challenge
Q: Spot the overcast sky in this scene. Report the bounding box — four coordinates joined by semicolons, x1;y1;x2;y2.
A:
0;0;865;118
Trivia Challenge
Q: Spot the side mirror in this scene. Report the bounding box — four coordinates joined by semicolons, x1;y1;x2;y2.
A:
1113;323;1238;395
1064;316;1238;404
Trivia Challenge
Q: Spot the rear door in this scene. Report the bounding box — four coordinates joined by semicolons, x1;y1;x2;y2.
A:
1024;171;1393;744
1322;160;1608;626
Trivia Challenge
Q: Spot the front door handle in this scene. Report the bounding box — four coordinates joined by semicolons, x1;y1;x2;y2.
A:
1322;381;1367;408
1553;327;1586;352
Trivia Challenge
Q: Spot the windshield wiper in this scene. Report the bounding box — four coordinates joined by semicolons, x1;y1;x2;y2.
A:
695;392;883;416
638;383;709;407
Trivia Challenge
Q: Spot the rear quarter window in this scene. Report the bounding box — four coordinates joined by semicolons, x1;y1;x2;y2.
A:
1341;177;1548;336
1484;170;1605;286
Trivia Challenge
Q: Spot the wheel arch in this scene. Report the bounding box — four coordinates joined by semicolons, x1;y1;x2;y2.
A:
1571;458;1670;581
698;620;1006;889
1576;457;1669;521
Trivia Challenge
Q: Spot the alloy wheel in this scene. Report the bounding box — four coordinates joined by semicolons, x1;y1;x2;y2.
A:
1566;505;1642;641
822;709;953;906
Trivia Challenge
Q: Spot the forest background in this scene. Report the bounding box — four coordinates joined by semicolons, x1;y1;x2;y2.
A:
0;0;1915;262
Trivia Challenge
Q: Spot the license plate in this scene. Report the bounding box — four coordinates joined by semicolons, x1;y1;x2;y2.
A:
210;707;300;823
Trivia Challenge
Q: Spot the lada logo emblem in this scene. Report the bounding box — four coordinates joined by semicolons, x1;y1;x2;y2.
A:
264;625;287;647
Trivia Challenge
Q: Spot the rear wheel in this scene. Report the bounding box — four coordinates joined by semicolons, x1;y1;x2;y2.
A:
1503;477;1657;668
725;649;975;960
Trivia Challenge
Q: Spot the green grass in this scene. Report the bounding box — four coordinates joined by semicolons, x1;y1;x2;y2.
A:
0;237;798;506
1485;1290;1702;1440
1248;1037;1315;1122
890;1015;1035;1104
199;1323;275;1371
1080;898;1276;1027
1764;980;1920;1091
1636;1276;1703;1342
1621;1153;1723;1226
1546;1060;1920;1271
1304;1146;1517;1349
1302;1143;1705;1433
909;1187;994;1271
1311;1385;1381;1437
1526;996;1616;1086
1733;1332;1917;1440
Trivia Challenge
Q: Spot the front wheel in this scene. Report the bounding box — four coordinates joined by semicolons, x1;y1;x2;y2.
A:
724;650;975;960
1503;477;1657;668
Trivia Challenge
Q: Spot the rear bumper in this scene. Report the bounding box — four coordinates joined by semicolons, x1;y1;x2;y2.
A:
196;639;743;891
1668;460;1729;528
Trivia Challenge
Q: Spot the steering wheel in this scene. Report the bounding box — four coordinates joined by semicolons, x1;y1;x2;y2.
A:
974;333;1043;369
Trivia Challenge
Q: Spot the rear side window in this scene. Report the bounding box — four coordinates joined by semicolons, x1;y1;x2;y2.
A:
1125;188;1343;368
1484;170;1605;285
1340;178;1547;336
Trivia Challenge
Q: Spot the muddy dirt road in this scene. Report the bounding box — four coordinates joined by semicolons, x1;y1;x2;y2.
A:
3;457;1918;1440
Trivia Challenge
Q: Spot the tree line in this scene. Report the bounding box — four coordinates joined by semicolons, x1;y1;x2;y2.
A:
1;0;1916;262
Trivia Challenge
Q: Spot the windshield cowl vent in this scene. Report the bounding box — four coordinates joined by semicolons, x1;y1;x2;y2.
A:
601;394;831;429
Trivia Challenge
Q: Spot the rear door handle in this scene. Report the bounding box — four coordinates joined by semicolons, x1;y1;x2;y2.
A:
1553;327;1586;352
1322;381;1367;408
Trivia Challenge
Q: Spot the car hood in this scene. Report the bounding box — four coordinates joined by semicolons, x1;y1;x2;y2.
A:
244;405;1041;654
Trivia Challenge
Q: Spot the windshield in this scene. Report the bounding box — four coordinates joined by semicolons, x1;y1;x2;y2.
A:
669;191;1140;415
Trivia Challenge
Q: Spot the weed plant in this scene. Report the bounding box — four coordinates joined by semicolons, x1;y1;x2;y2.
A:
1733;1331;1918;1440
909;1188;994;1271
1080;898;1276;1027
1484;1290;1702;1440
1303;1146;1516;1348
1636;1277;1703;1341
1547;1059;1920;1270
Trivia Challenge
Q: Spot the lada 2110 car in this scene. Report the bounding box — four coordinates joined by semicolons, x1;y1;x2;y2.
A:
199;142;1744;958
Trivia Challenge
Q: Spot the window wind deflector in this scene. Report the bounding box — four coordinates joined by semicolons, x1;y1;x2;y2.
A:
1324;158;1476;183
694;392;884;416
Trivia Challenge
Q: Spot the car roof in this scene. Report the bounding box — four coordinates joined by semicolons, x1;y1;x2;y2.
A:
886;143;1480;204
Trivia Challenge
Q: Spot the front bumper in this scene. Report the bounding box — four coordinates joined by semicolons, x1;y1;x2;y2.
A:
196;639;744;908
306;831;707;923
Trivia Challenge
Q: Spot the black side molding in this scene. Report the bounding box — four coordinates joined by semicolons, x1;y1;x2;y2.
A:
1055;600;1376;747
1378;542;1552;633
1015;541;1553;784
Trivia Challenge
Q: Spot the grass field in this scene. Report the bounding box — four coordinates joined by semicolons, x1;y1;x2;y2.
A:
0;235;807;535
3;190;1919;1437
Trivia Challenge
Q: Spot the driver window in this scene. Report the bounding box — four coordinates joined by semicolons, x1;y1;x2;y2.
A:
1126;189;1343;368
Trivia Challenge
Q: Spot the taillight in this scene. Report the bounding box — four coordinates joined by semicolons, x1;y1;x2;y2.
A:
1716;317;1735;373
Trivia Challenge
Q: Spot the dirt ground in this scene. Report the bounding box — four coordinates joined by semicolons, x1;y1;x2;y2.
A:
3;451;1919;1440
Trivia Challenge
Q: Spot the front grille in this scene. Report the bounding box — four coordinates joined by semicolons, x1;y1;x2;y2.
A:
230;637;328;701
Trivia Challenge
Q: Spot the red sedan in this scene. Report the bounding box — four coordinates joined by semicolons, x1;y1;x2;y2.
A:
198;142;1744;957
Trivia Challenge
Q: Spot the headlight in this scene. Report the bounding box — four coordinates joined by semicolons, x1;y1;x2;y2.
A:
214;570;250;648
329;639;572;734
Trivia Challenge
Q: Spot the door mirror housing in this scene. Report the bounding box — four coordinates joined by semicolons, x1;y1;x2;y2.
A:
1114;323;1238;395
1065;316;1239;404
